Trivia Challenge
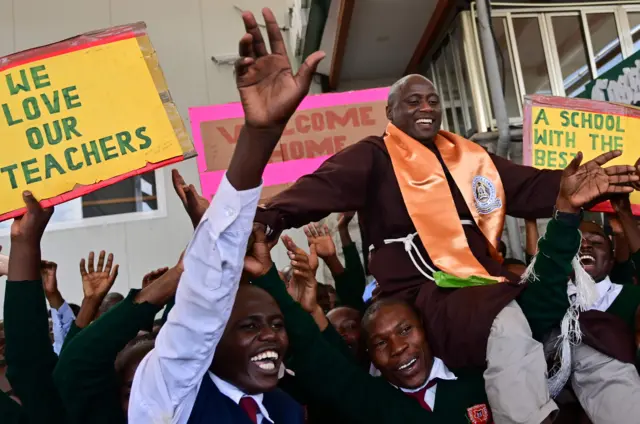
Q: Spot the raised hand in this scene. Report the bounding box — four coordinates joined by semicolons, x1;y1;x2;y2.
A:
41;260;64;309
79;251;119;301
10;191;53;244
9;191;54;281
282;235;318;313
556;151;638;213
172;169;210;228
236;8;325;130
610;193;633;215
244;224;274;279
304;223;336;262
142;267;169;289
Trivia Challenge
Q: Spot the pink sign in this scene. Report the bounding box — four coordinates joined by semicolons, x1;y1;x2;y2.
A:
188;87;390;200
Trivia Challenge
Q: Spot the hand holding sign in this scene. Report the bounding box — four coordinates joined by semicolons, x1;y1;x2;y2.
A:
236;8;325;131
556;150;638;213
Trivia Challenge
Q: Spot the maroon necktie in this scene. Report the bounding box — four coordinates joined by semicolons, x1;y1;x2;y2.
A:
405;378;439;412
239;397;259;424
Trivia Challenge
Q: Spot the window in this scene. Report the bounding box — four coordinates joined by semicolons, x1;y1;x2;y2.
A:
489;17;521;118
586;13;624;76
465;3;640;128
550;14;591;97
512;17;553;96
0;171;164;232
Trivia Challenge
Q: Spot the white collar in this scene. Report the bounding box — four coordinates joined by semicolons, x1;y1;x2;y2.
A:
567;275;623;312
398;357;457;393
210;373;274;423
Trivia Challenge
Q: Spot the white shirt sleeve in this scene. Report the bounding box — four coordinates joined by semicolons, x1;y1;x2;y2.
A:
128;174;262;424
51;301;75;355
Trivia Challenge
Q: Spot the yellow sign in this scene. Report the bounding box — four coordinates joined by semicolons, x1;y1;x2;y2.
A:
524;95;640;208
0;24;193;219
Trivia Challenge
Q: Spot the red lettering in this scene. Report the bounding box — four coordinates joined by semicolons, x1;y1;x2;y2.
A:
311;112;324;132
217;124;243;144
305;137;335;158
289;140;305;159
326;108;359;130
281;142;291;161
282;124;295;137
333;135;346;152
295;114;311;134
359;107;375;126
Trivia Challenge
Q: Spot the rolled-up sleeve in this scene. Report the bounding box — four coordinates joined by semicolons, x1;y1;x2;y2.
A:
128;174;262;424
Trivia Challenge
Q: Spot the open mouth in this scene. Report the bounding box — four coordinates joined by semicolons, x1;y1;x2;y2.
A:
396;357;418;374
579;254;595;266
415;118;434;129
250;350;280;373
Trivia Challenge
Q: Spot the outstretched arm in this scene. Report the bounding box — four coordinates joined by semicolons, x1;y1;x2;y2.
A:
519;150;638;340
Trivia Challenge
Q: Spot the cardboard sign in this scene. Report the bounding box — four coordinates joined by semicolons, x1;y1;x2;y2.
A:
523;94;640;214
189;87;389;201
0;23;195;221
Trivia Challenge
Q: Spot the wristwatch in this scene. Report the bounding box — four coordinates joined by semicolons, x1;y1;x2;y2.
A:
552;207;583;226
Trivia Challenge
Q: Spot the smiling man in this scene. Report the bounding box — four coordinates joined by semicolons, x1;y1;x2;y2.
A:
128;6;324;424
255;73;568;423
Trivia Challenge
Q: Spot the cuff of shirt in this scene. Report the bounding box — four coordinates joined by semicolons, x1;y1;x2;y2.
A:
202;173;263;237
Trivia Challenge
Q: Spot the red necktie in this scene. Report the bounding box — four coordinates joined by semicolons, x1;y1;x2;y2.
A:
405;378;439;412
239;397;259;424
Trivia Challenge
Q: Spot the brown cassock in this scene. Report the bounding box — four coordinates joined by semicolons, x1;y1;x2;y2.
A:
256;135;564;369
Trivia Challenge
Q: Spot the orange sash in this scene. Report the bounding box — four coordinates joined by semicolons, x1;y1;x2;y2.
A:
384;123;506;281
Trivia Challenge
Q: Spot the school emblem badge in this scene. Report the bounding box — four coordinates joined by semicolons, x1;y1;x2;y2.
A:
466;403;490;424
472;176;501;215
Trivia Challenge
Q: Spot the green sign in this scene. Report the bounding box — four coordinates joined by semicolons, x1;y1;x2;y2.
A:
577;50;640;105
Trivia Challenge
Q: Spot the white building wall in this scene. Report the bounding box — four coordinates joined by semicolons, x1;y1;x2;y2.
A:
0;0;320;315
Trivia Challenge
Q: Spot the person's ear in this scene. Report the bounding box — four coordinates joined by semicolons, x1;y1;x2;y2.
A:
385;105;393;121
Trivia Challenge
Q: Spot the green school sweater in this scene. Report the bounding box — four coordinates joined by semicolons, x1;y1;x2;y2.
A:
52;289;160;424
518;218;640;342
254;267;492;424
335;243;367;313
4;280;66;424
516;218;581;341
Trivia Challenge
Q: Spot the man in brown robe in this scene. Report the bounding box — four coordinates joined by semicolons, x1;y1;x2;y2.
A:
256;74;563;423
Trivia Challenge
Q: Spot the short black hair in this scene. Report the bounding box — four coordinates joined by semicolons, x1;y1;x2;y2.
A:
361;298;421;338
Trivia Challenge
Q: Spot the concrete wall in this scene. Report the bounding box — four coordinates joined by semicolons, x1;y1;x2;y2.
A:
0;0;333;315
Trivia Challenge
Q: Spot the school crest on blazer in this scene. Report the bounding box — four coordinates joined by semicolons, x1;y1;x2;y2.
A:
472;176;502;215
466;403;490;424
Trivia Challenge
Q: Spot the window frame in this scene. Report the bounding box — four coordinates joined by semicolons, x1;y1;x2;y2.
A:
466;1;640;131
0;168;168;235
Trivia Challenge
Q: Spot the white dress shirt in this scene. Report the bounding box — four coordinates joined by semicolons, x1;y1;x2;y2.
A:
51;301;75;355
128;174;262;424
398;357;457;410
211;373;273;424
567;275;623;312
